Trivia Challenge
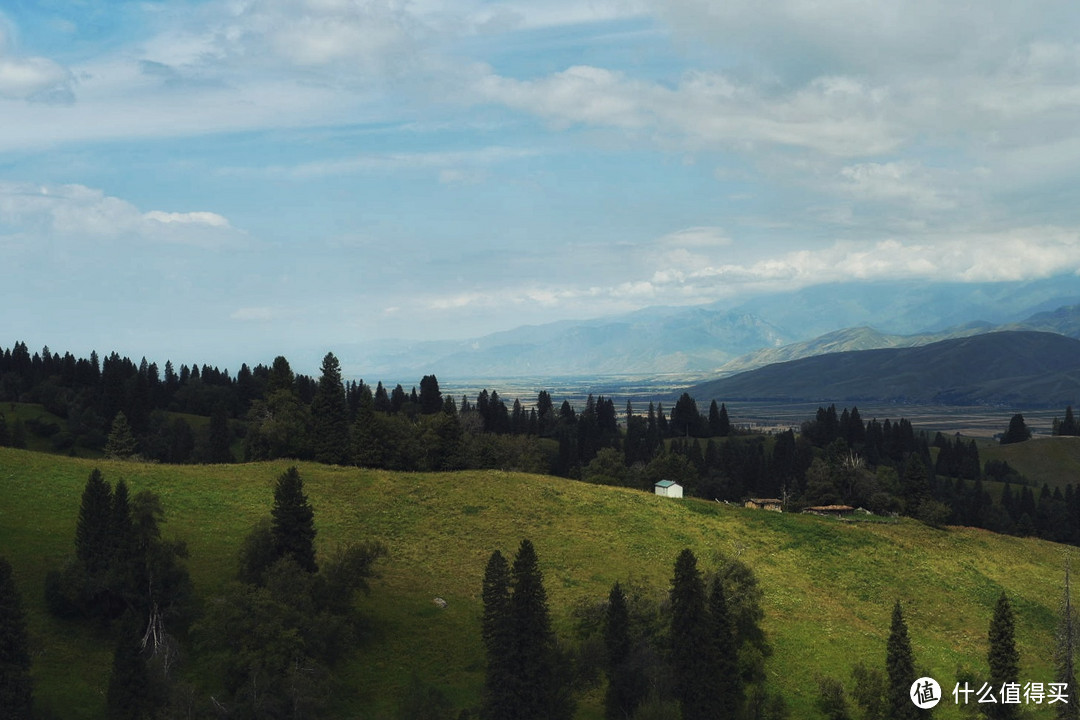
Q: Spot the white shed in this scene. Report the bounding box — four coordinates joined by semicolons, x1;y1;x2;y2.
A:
654;479;683;498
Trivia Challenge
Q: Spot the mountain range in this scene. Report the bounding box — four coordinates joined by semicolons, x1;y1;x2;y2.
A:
337;275;1080;379
688;330;1080;407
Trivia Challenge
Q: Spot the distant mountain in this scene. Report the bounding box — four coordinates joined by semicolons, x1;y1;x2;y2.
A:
716;323;995;374
345;307;792;377
689;331;1080;407
336;275;1080;379
717;303;1080;374
726;275;1080;337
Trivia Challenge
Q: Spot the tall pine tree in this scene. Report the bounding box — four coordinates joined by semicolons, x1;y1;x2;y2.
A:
311;352;350;465
481;550;513;720
708;577;742;719
604;581;644;720
76;469;113;577
886;600;917;720
271;467;317;573
670;548;710;720
988;592;1020;720
0;557;33;719
507;539;572;720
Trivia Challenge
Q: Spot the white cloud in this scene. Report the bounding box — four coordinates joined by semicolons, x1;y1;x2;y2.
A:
477;66;898;156
144;211;232;228
0;20;72;100
659;226;731;248
0;56;72;100
0;181;241;246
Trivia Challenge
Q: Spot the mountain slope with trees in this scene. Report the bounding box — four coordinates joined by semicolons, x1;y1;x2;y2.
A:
691;331;1080;406
0;447;1074;718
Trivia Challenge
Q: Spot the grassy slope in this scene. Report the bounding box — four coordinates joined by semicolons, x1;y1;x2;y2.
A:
981;436;1080;490
0;447;1074;719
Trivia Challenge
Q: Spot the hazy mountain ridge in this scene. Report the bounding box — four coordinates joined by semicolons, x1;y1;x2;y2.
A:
334;275;1080;379
690;331;1080;407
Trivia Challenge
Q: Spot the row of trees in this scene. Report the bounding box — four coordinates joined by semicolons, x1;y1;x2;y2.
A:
820;582;1079;720
29;465;385;717
479;543;779;720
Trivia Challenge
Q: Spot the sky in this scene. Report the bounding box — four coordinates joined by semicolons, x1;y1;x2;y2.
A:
3;0;1080;371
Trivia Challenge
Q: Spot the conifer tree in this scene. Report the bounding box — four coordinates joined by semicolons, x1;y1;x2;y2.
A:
1056;562;1080;719
481;550;513;720
885;600;917;720
271;467;317;573
105;412;138;459
107;479;137;610
604;581;644;720
671;548;710;720
76;469;113;576
1061;406;1079;437
718;402;731;437
0;557;33;719
1001;414;1032;445
988;592;1020;720
507;539;571;720
419;375;443;415
708;576;742;719
311;352;350;465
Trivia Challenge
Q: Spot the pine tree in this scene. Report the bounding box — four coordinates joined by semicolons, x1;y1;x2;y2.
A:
419;375;443;415
885;600;917;720
708;576;742;719
1001;414;1032;445
481;550;513;720
0;557;33;719
1056;562;1080;719
671;548;710;720
1063;407;1079;437
107;479;137;611
105;412;138;459
507;540;571;720
311;352;350;465
76;469;113;576
604;582;643;720
271;467;317;573
718;402;731;437
988;592;1020;720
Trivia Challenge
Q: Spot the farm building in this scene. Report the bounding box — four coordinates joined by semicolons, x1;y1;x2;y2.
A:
654;480;683;498
745;498;783;512
801;505;855;518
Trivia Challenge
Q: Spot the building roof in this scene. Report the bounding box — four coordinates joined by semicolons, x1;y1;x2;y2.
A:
655;480;679;488
802;505;855;512
747;498;783;504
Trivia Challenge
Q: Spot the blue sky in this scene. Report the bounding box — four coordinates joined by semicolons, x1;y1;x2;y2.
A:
3;0;1080;371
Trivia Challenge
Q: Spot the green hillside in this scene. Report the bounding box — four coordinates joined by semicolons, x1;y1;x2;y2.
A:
981;436;1080;490
0;447;1075;718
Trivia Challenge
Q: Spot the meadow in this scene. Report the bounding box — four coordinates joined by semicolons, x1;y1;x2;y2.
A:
0;446;1075;718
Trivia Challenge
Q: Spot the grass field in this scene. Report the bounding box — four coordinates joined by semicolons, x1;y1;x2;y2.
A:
980;436;1080;490
0;447;1076;718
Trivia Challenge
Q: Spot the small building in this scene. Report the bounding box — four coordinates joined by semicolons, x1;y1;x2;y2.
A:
745;498;783;512
654;480;683;498
801;504;855;518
